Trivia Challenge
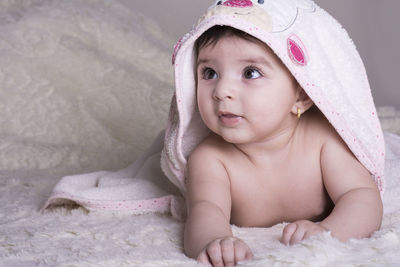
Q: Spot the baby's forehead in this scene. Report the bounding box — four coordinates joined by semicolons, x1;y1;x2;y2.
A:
198;32;284;65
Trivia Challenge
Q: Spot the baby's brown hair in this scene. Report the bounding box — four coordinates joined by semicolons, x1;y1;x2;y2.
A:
195;25;260;58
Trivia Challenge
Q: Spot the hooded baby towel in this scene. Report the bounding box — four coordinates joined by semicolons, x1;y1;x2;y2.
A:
43;0;385;218
161;0;385;195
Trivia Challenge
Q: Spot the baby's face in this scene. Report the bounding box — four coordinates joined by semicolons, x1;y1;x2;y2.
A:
196;35;299;144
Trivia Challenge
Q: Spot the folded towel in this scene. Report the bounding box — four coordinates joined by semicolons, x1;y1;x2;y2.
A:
42;131;185;219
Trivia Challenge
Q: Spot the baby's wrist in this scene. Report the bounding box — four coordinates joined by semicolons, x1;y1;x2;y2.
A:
317;221;331;232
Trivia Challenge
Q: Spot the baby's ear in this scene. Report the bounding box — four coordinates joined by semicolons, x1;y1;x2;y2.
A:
291;86;314;115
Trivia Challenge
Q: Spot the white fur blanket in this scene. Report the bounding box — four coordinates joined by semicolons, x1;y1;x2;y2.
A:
0;0;399;266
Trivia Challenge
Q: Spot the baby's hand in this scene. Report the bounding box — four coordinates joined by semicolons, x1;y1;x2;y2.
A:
281;220;329;245
197;237;253;267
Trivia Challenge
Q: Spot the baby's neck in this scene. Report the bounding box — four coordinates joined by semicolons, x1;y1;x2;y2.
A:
234;121;300;165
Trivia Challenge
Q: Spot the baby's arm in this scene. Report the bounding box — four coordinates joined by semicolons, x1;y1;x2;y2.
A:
318;134;383;240
184;143;253;266
282;133;383;244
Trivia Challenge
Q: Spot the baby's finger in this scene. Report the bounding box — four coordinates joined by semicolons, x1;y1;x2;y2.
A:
282;223;297;245
245;248;254;260
233;243;245;263
197;251;212;266
289;224;306;245
206;240;224;267
220;238;235;266
234;240;253;264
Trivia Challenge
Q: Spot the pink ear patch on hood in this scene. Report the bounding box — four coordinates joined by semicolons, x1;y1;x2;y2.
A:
222;0;253;7
287;34;308;66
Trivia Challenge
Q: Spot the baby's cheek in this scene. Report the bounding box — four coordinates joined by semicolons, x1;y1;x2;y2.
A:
198;105;217;130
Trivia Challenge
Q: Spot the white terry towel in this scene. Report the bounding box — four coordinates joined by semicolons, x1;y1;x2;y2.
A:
42;131;185;219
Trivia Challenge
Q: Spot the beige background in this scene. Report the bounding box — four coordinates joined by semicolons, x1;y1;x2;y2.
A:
117;0;399;109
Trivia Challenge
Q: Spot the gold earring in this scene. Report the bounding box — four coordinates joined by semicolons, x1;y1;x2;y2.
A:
297;108;301;119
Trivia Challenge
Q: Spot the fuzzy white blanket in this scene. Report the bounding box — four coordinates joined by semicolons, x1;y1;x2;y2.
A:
0;0;399;266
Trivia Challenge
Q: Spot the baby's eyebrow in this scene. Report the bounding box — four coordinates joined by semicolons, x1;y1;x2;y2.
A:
240;57;273;68
196;57;274;68
196;58;209;67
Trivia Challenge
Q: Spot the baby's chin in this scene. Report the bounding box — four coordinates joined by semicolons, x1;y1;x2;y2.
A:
214;130;253;145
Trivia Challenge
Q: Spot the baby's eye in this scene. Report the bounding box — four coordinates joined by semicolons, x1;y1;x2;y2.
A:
243;67;262;79
202;67;218;80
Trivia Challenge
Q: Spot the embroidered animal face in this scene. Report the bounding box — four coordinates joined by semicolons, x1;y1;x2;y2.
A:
173;0;316;64
208;0;316;32
199;0;273;32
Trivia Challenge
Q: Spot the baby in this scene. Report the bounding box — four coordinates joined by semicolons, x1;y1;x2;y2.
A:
161;1;385;266
184;25;382;267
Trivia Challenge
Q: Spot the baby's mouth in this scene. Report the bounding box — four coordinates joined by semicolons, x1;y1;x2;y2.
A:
220;112;237;117
219;112;243;126
219;111;240;117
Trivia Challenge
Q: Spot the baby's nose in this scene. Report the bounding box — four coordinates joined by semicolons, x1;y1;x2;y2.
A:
214;92;233;101
213;81;235;101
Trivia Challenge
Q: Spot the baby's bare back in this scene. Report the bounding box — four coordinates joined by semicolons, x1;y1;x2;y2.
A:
210;110;334;227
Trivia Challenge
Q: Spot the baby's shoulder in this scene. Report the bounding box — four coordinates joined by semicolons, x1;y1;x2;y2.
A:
188;133;234;163
302;107;342;145
186;134;233;185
